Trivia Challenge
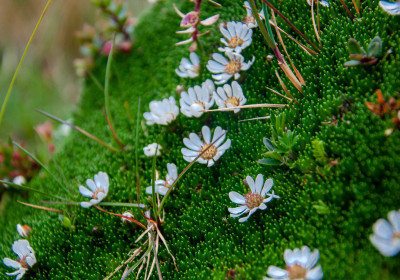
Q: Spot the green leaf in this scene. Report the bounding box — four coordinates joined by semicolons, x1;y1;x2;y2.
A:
263;138;275;151
368;36;382;58
264;151;283;161
312;139;327;164
258;158;282;165
344;60;361;67
348;38;362;55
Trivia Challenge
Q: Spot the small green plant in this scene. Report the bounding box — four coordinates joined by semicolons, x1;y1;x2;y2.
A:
344;36;383;67
258;114;299;166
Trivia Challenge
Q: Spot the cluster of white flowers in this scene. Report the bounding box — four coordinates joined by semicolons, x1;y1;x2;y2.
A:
143;143;162;157
3;240;36;280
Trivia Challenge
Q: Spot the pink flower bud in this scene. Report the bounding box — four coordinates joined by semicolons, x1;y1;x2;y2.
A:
120;41;132;53
101;41;113;56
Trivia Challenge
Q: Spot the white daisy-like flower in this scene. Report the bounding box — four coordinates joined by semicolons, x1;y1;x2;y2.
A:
2;239;36;280
370;209;400;257
214;81;247;113
228;174;280;223
379;1;400;15
79;172;109;208
146;163;178;196
242;1;265;28
176;52;200;78
143;143;162;157
218;21;253;54
206;51;255;85
121;212;134;223
143;96;179;125
264;246;323;280
307;0;330;7
182;125;231;167
16;225;31;238
180;79;215;118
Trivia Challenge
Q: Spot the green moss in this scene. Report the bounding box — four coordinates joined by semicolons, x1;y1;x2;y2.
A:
1;0;400;279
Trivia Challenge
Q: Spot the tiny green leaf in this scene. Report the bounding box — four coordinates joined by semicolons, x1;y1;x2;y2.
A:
263;137;275;151
348;38;362;55
368;36;382;58
344;60;361;67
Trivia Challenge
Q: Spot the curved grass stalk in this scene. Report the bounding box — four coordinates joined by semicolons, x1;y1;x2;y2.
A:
0;0;53;127
18;201;64;214
0;180;67;201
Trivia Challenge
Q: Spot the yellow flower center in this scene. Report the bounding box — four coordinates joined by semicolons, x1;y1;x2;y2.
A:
287;264;307;280
200;143;218;160
228;36;244;48
92;188;105;200
245;192;263;209
225;97;240;107
17;256;29;269
195;101;206;109
243;15;256;25
225;60;241;75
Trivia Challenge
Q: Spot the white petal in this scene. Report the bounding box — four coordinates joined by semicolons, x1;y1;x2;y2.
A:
228;205;248;215
229;191;246;204
86;179;97;192
238;208;257;222
258;203;267;210
379;1;400;15
306;249;320;269
79;186;93;198
3;258;21;270
202;126;211;143
370;234;400;256
254;174;264;194
183;138;201;150
213;53;229;65
388;210;400;232
190;52;200;65
373;219;394;239
306;265;324;280
80;201;93;208
189;133;204;148
267;265;288;278
261;178;274;197
167;163;178;180
181;148;200;157
246;175;256;193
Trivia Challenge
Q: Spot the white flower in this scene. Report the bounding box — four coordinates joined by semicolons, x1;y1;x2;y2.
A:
143;143;162;157
228;174;279;223
79;172;109;208
214;81;247;113
146;163;178;195
16;225;31;238
180;79;215;118
181;125;231;167
143;96;179;125
218;22;253;54
307;0;330;7
12;176;26;186
206;51;255;85
379;1;400;15
370;209;400;256
242;1;265;28
2;239;36;280
121;212;134;223
265;246;323;280
176;52;200;78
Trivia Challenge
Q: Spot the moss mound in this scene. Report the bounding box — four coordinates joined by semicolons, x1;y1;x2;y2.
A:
1;0;400;279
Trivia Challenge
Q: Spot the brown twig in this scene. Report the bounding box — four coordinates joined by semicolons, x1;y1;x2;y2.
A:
94;205;147;230
338;0;355;20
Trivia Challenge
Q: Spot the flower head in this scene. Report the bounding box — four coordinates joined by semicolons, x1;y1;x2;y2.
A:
207;51;255;85
214;81;247;113
143;143;162;157
379;1;400;15
146;163;178;195
265;246;323;280
79;172;109;208
3;239;36;280
218;22;253;54
182;126;231;167
228;174;279;222
180;79;215;117
12;176;26;186
143;97;179;125
16;225;31;238
176;52;200;78
307;0;330;7
242;1;265;28
370;209;400;256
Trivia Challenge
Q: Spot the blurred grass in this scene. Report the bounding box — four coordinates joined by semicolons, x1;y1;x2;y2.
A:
0;0;149;146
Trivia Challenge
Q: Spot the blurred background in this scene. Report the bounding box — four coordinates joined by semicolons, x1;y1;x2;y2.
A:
0;0;150;147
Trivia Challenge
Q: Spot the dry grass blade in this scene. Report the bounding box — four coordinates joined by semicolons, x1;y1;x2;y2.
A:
268;21;317;56
94;205;147;230
311;1;322;46
104;248;142;280
157;229;178;270
352;0;361;15
270;9;306;87
339;0;355;20
18;201;64;213
266;87;293;102
275;70;299;104
202;103;287;112
239;116;271;122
